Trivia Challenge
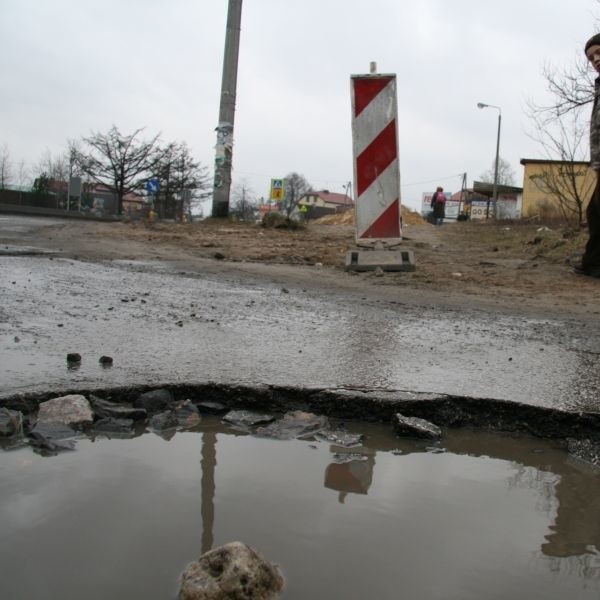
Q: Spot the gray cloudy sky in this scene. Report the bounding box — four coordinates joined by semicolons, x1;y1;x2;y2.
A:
0;0;597;210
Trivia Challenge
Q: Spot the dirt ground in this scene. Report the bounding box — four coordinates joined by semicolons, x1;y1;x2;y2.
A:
14;207;600;319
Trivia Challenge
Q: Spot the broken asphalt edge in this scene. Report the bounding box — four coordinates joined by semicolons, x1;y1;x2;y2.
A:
2;382;599;442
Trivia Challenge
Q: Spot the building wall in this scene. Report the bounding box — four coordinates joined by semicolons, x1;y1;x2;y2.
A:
522;161;595;220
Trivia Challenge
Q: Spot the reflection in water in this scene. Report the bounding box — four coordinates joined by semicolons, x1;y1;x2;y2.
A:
324;448;375;503
4;420;600;599
437;430;600;581
201;431;217;554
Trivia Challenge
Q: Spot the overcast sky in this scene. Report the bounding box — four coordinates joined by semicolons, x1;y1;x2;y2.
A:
1;0;598;211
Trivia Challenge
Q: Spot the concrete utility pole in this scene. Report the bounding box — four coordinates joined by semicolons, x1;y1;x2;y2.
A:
477;102;502;219
212;0;243;218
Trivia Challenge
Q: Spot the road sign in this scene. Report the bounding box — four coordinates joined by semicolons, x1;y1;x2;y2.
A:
350;73;402;244
270;178;285;201
146;179;160;194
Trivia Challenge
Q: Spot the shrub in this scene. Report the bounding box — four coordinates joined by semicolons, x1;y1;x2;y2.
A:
262;211;303;230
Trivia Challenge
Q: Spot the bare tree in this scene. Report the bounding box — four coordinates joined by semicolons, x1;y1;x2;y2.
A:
524;13;600;226
33;149;69;182
151;142;210;219
0;144;13;189
230;181;258;221
174;147;210;219
528;56;595;124
526;0;599;124
74;126;162;215
281;172;312;218
479;157;516;186
16;159;30;188
528;110;594;226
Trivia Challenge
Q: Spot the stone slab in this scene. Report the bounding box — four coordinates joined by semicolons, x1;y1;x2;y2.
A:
345;249;416;272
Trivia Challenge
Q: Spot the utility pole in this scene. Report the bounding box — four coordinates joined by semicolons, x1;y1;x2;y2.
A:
476;102;502;220
459;172;467;218
211;0;243;218
492;110;502;219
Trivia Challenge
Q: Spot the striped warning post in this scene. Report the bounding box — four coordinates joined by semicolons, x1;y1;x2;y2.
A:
351;74;402;244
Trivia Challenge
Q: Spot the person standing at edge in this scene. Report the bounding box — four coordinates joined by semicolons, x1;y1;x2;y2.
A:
430;186;446;226
577;34;600;277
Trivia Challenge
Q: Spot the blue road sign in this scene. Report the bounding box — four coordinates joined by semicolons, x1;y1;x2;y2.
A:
146;179;160;194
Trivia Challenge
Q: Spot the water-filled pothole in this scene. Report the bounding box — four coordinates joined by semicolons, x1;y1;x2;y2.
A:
2;415;600;599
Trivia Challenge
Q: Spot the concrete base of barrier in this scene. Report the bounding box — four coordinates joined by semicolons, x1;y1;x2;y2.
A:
345;249;416;272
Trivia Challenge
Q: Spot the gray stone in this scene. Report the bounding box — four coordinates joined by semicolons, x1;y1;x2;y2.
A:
332;452;368;464
0;408;23;437
567;438;600;467
133;388;174;412
149;410;179;431
28;422;78;454
37;394;94;429
93;417;135;434
316;430;363;448
66;352;81;363
393;413;442;440
89;396;147;421
223;410;275;428
30;422;78;440
196;401;228;415
256;410;329;440
179;541;284;600
174;400;202;429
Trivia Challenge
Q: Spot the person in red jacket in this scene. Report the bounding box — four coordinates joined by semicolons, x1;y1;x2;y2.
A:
430;186;446;226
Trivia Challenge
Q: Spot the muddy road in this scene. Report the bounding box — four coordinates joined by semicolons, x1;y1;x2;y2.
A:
1;214;600;411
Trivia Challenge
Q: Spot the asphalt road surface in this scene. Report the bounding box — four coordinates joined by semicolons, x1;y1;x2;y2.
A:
2;214;600;411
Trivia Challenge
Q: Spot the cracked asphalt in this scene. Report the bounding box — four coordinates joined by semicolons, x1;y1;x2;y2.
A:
1;214;600;411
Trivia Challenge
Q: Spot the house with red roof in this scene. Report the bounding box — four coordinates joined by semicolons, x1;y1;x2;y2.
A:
298;190;354;219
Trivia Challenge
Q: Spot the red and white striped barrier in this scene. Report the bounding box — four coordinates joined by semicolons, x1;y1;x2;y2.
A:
351;73;402;244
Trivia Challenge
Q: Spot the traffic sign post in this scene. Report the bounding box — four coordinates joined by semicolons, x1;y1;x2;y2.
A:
270;178;285;202
346;68;415;272
350;72;402;246
146;179;160;194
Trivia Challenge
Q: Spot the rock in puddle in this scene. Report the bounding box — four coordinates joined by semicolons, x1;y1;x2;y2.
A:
316;430;363;448
149;411;179;432
92;417;136;435
179;541;284;600
37;394;94;430
223;410;276;429
0;408;23;437
256;410;329;440
196;400;229;415
174;400;202;429
90;396;147;421
28;422;79;455
567;438;600;467
392;413;442;440
133;388;174;413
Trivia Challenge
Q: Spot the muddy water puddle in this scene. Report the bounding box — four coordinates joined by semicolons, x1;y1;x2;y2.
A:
2;419;600;599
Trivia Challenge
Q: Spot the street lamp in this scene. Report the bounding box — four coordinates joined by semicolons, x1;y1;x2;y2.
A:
477;102;502;219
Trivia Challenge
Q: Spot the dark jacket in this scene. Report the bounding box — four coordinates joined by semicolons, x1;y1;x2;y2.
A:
591;76;600;171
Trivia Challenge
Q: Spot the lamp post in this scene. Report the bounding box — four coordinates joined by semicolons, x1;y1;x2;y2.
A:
477;102;501;219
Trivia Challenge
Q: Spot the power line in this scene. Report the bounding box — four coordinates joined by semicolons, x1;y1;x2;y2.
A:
402;173;464;187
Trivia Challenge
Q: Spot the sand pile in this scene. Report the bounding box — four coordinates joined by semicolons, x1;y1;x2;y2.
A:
316;205;424;226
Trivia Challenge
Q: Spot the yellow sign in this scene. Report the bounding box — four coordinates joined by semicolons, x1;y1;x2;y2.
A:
270;178;285;201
